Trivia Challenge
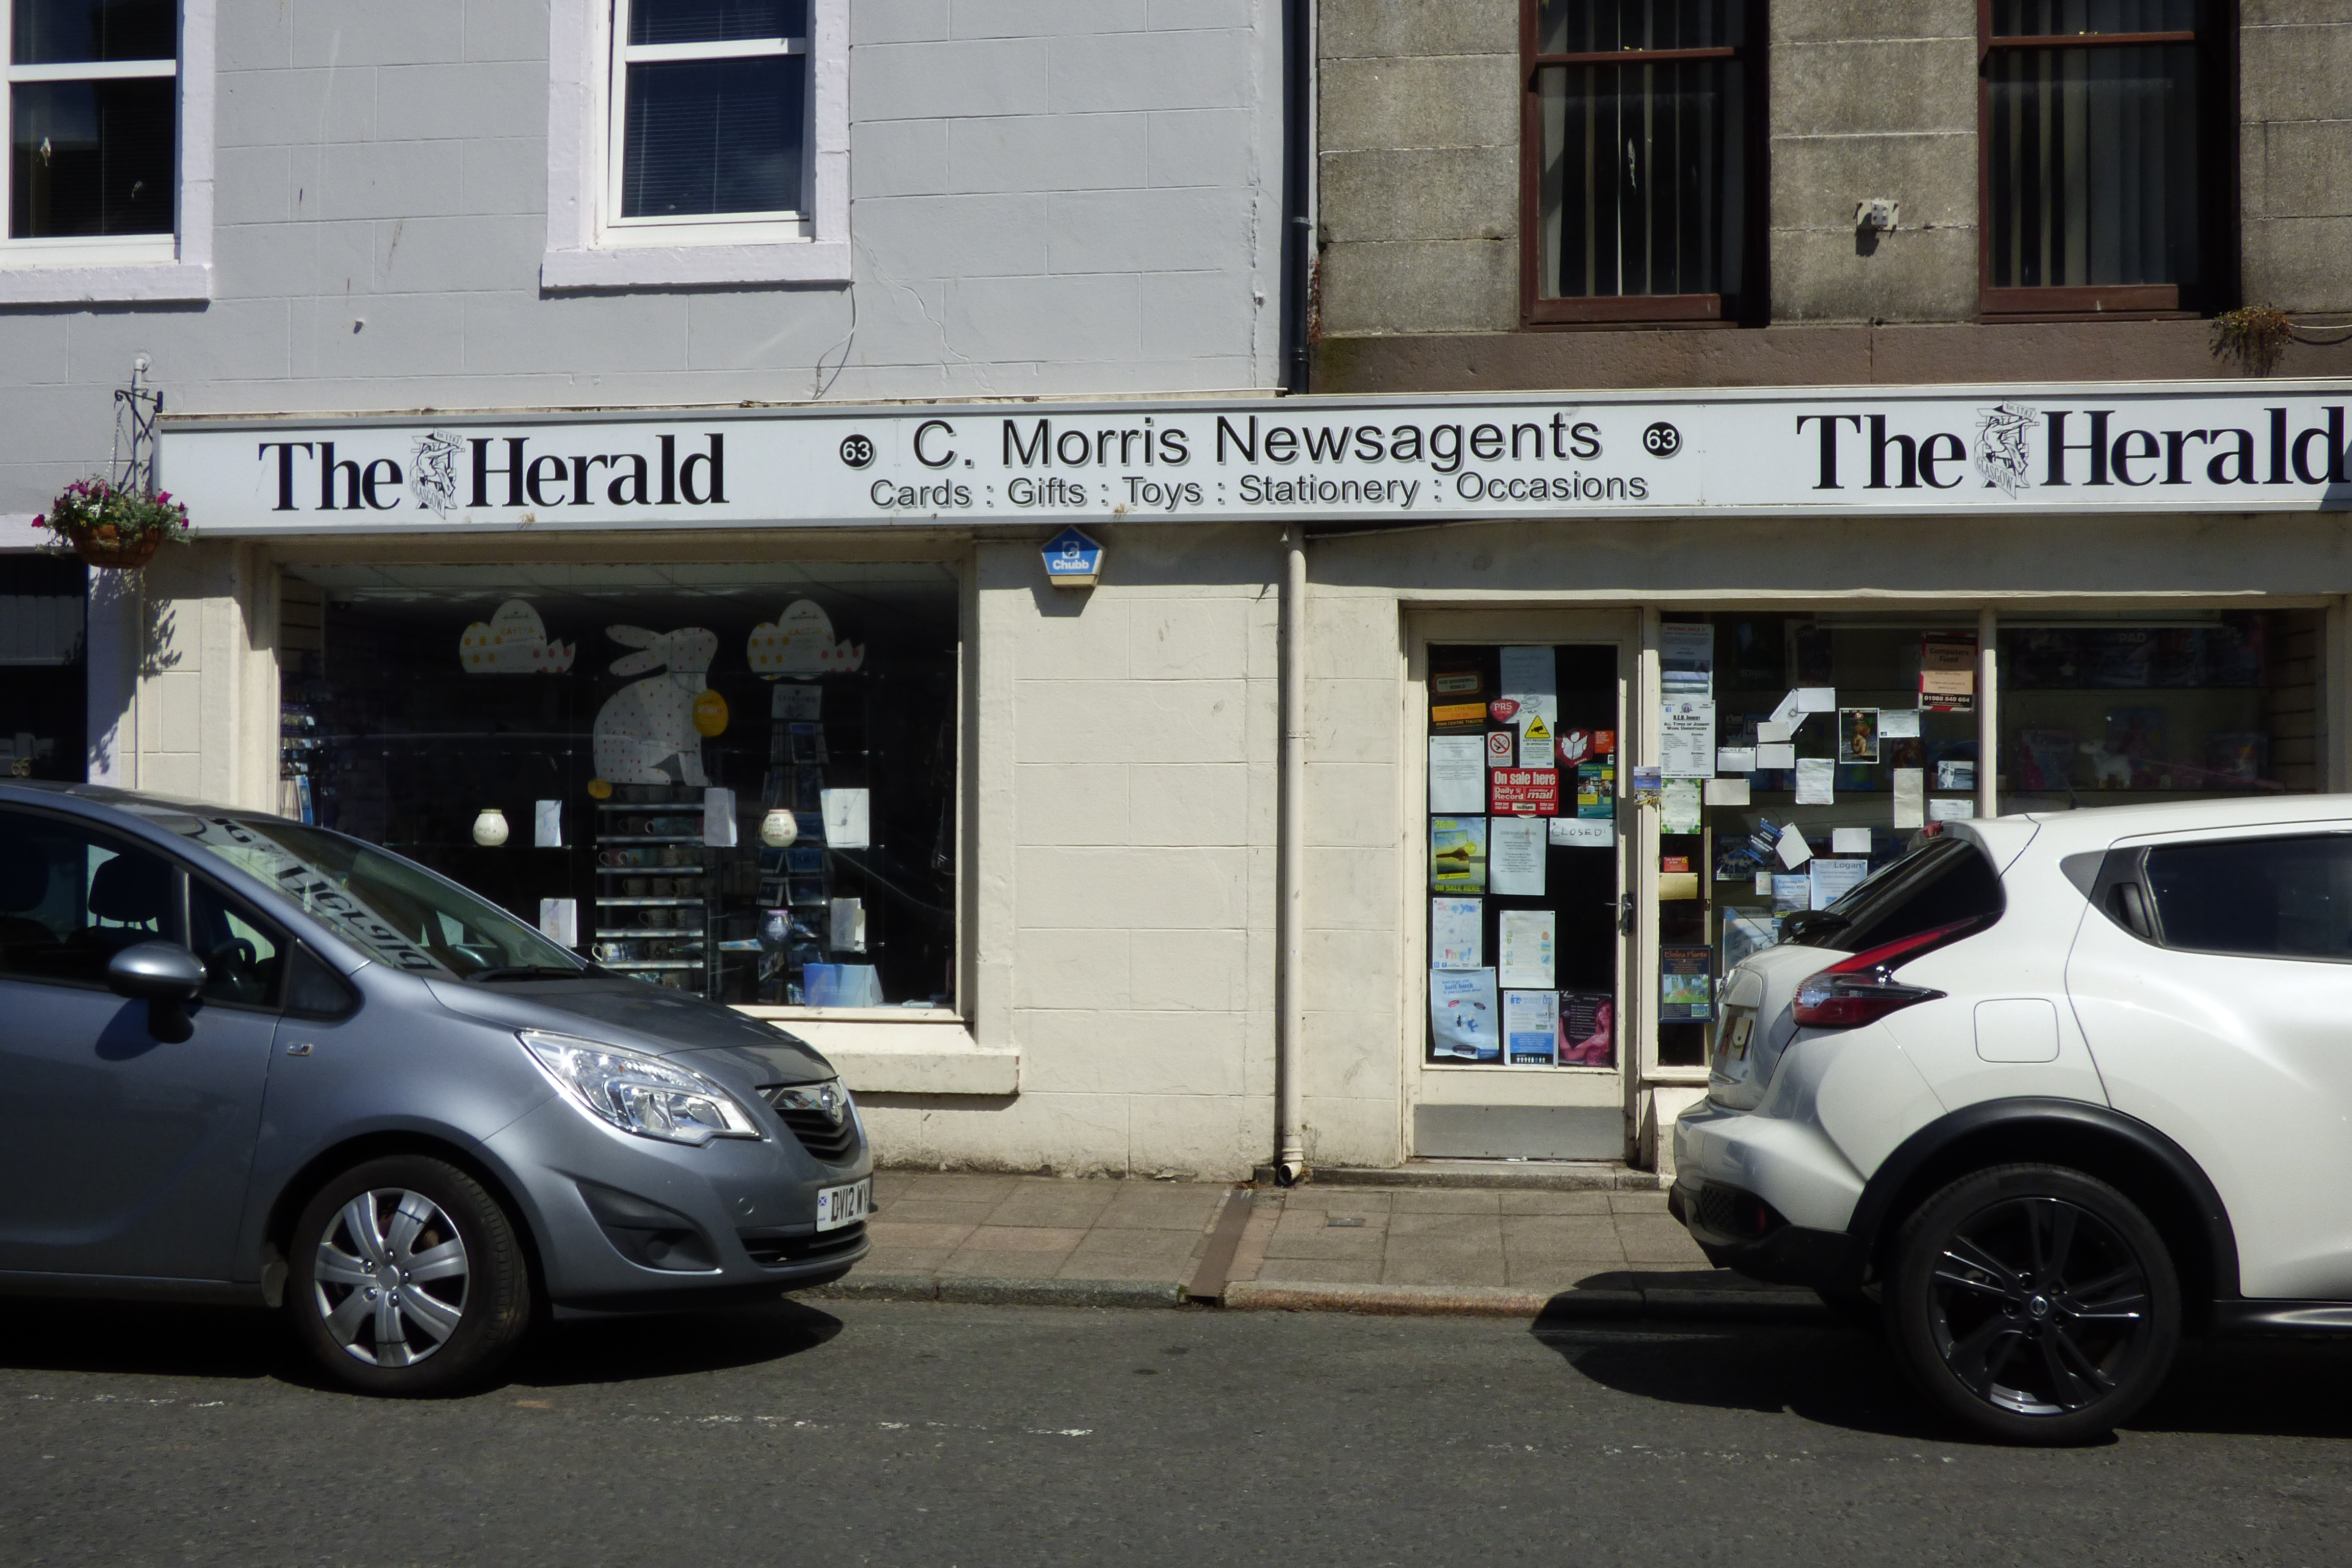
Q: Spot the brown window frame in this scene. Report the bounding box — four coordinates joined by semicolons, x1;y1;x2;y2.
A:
1518;1;1768;329
1976;1;2238;322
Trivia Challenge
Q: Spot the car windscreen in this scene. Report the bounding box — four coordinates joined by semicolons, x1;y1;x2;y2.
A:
1784;834;2005;952
179;816;585;980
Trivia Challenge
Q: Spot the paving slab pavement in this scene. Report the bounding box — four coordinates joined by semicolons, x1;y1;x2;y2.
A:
816;1171;1825;1321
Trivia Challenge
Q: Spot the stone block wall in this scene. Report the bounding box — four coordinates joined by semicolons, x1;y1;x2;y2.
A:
1316;0;1519;337
2242;1;2352;312
1767;1;1977;324
1314;0;2352;382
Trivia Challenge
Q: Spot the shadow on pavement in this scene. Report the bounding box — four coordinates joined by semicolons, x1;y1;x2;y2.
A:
0;1299;290;1383
0;1293;843;1393
1532;1299;2352;1443
1529;1311;1945;1441
2133;1338;2352;1440
513;1297;843;1387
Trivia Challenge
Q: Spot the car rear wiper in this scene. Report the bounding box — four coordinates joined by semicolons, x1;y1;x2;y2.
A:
467;965;596;983
1780;910;1852;942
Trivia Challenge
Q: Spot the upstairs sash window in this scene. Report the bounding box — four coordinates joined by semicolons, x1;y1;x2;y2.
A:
1525;1;1756;325
610;0;809;229
4;0;177;244
1981;1;2221;317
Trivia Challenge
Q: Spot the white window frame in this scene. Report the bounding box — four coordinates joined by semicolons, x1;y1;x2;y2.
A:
0;0;211;303
546;0;848;290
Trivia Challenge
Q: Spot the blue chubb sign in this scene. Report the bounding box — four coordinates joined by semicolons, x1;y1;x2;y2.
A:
1041;526;1104;588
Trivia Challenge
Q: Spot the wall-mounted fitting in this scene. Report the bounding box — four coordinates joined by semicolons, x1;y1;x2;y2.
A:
1855;198;1900;234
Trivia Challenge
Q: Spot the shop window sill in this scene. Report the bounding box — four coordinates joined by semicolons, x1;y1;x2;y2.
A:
0;259;210;306
731;1007;1014;1096
540;240;850;292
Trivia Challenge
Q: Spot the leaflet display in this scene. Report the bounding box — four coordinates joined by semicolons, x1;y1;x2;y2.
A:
1424;644;1621;1070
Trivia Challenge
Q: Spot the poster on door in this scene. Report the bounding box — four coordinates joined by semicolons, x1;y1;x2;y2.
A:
1430;968;1501;1061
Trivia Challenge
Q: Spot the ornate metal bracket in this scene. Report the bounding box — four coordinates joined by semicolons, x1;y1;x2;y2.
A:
111;356;163;494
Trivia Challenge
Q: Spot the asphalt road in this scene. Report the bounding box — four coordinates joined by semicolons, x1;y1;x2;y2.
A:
4;1295;2351;1567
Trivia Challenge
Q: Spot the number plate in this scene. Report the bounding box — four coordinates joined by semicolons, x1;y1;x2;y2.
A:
816;1178;871;1232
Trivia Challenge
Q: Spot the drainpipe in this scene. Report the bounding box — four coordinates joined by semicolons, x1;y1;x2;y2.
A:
1977;608;1999;818
1278;0;1313;394
1275;526;1307;1185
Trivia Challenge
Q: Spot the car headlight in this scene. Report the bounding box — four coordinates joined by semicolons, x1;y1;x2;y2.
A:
519;1030;762;1146
769;1080;856;1131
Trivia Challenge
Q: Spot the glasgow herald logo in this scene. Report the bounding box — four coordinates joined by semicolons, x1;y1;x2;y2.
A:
1974;404;2034;496
254;431;728;512
411;430;461;517
1799;402;2350;495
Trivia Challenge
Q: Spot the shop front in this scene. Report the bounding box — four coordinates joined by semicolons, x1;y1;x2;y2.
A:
0;554;88;783
150;384;2352;1179
1304;523;2344;1174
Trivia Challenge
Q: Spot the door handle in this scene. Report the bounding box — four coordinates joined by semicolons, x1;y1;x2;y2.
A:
1616;893;1635;937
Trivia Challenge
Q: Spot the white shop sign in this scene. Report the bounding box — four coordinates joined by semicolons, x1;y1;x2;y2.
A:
158;382;2352;535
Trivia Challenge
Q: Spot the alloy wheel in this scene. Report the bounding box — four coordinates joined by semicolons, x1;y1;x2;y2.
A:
311;1188;472;1367
1927;1194;2153;1417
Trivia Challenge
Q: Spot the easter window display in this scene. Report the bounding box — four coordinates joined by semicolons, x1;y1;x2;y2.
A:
278;564;958;1008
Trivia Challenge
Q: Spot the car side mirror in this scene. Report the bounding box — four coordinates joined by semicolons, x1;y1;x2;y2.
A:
108;940;206;1042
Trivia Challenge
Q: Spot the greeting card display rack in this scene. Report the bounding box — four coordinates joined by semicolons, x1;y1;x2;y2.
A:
756;697;837;1004
592;787;716;996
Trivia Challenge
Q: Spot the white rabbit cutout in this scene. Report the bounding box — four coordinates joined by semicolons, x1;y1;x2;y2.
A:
592;624;719;785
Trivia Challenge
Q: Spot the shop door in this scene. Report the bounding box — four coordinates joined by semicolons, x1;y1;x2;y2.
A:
1411;620;1631;1161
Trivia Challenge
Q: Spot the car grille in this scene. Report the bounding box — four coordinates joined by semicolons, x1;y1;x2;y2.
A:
761;1087;862;1164
1696;1181;1785;1239
1697;1183;1746;1236
739;1221;866;1268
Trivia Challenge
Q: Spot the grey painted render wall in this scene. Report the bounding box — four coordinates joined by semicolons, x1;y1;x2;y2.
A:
0;0;1286;521
1317;0;2352;341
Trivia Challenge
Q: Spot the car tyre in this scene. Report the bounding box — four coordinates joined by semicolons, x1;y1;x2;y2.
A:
1886;1163;2179;1446
288;1154;532;1396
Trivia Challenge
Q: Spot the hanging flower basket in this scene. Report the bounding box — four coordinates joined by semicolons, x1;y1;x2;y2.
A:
35;478;191;571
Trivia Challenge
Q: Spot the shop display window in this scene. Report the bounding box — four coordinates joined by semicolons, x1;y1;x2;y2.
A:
1424;643;1621;1068
2000;612;2319;805
1664;615;1977;1066
1667;608;2321;1068
279;564;958;1009
0;555;87;781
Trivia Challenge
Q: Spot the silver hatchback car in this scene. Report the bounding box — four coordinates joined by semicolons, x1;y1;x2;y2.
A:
0;781;871;1394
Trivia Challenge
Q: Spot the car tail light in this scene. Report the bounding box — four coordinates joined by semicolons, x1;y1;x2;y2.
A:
1791;918;1983;1029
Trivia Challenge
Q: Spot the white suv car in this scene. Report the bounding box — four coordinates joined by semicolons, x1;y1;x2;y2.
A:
1673;796;2352;1444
